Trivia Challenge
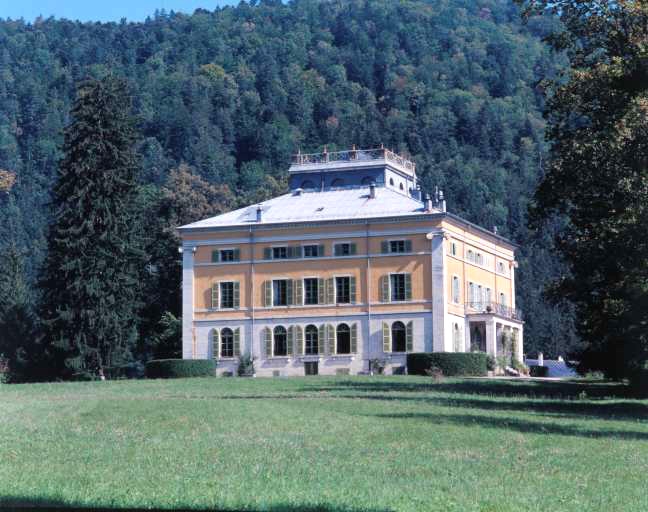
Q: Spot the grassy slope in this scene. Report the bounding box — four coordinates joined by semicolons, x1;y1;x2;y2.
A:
1;376;647;512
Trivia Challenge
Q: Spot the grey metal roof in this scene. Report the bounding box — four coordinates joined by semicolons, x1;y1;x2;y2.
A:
179;186;430;230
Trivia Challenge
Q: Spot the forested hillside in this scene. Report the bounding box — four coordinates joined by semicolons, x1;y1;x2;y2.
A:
0;0;576;358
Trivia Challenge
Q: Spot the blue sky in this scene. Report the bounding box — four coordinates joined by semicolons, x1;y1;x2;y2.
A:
0;0;238;23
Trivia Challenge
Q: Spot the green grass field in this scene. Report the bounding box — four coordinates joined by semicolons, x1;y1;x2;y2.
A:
1;376;648;512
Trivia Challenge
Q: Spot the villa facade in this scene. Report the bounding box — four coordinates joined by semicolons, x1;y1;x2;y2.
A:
179;147;523;376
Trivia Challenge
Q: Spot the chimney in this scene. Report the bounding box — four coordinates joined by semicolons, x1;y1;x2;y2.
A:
256;206;263;223
438;189;447;212
424;193;433;212
369;182;376;199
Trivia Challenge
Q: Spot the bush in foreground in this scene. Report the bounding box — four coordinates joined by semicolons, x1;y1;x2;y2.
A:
407;352;488;377
145;359;216;379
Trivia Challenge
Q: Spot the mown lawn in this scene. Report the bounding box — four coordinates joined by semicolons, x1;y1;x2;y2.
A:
1;376;647;512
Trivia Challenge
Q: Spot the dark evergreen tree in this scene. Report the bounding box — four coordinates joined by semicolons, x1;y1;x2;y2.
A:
520;1;648;378
39;76;142;378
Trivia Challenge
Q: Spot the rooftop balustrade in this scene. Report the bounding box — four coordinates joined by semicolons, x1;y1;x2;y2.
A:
291;146;416;174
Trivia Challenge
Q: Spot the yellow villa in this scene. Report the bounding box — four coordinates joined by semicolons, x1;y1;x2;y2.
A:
178;147;523;376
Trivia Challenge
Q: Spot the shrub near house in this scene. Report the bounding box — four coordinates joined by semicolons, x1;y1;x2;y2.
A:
407;352;488;376
145;359;216;379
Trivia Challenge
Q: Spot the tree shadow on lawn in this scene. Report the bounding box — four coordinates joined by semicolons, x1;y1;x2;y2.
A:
346;393;648;422
312;378;631;400
0;496;393;512
368;411;648;441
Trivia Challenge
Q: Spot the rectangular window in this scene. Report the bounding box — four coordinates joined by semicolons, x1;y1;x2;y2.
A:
273;280;288;306
272;246;288;259
304;278;319;305
220;282;234;309
500;293;507;307
220;249;236;262
303;245;321;258
451;242;457;256
390;274;406;302
336;277;351;304
390;240;406;253
334;243;356;256
452;276;460;303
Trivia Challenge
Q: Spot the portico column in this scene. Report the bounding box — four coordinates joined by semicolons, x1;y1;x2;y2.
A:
485;318;497;357
182;245;195;360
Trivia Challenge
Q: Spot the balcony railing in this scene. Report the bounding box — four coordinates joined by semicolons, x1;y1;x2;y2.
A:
292;146;416;173
465;301;523;321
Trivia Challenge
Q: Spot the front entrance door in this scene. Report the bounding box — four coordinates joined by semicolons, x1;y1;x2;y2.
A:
304;361;318;376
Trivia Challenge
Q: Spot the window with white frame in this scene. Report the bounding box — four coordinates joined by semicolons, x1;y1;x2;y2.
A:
452;276;460;303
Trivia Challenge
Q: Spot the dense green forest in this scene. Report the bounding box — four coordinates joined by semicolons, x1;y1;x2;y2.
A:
0;0;577;364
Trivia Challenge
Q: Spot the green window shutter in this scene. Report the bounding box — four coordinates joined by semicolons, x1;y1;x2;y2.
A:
263;281;272;307
286;246;294;259
406;321;413;352
264;327;272;357
233;282;240;309
334;244;341;256
318;324;326;355
264;247;272;260
294;279;303;305
286;280;294;306
326;278;335;304
350;243;357;255
382;322;391;353
405;273;412;301
350;324;358;353
349;276;357;304
405;240;412;252
318;244;325;257
234;327;241;357
296;325;304;355
287;326;294;356
327;324;336;355
211;283;219;309
381;241;389;254
212;250;220;263
293;246;303;258
318;278;325;304
233;248;240;261
211;329;220;359
380;275;390;302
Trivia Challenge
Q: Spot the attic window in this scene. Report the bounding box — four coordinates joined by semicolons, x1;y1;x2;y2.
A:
399;183;404;190
389;178;395;186
316;207;324;212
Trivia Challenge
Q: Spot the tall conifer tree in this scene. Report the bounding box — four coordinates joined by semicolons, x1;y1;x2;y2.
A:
40;76;142;377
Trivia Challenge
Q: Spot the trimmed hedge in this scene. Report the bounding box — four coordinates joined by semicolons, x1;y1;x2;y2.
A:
529;365;549;378
145;359;216;379
407;352;488;377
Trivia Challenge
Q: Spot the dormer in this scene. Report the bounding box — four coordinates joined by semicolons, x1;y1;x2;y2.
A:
288;146;420;198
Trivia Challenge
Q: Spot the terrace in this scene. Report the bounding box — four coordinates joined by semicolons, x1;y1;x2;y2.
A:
289;145;417;176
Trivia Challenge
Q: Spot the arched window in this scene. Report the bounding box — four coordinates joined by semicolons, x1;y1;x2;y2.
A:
331;178;345;187
399;183;404;190
389;177;395;186
221;328;234;358
391;321;406;352
361;176;373;185
336;323;351;354
305;325;319;355
274;326;287;356
301;180;315;189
